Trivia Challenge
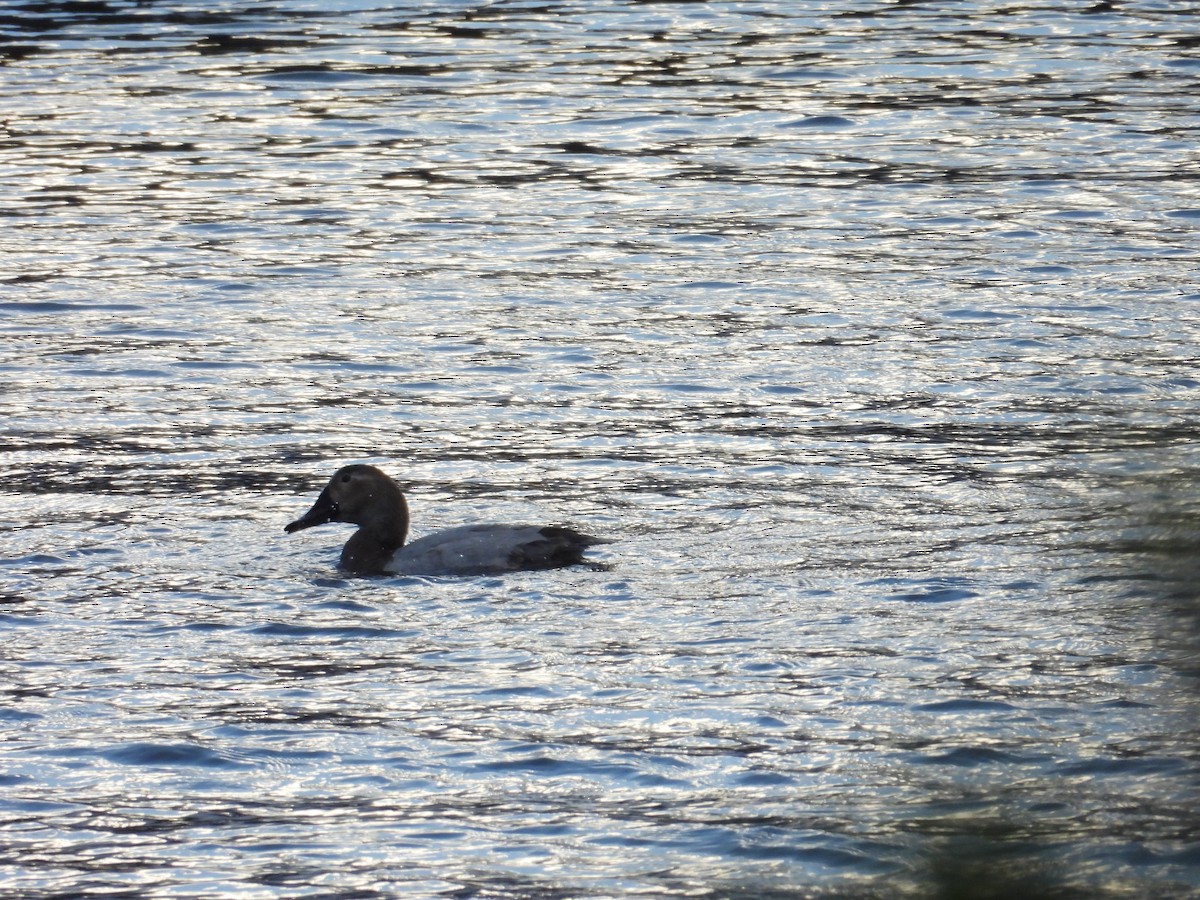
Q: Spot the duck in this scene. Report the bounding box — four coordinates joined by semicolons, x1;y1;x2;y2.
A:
284;464;608;576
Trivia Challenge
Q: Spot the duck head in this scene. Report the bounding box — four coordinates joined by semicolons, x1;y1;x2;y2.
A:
285;464;411;573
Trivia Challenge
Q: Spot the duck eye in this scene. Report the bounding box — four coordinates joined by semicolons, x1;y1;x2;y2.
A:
340;474;352;483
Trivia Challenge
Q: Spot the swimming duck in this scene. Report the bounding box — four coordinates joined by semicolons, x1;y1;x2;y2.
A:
284;464;608;576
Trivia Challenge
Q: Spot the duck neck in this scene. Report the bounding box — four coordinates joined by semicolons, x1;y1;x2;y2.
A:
339;494;409;575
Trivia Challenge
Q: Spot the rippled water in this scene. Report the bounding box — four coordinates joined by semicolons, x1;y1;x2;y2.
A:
3;1;1199;897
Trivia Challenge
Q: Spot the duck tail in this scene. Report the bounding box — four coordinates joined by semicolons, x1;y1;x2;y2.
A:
511;526;612;570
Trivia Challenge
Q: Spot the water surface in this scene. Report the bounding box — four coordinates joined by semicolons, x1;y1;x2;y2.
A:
2;1;1199;897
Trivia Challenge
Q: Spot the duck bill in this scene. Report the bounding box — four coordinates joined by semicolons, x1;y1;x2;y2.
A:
284;487;339;534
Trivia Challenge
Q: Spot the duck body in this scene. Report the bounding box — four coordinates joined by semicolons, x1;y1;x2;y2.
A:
385;523;602;576
285;464;607;577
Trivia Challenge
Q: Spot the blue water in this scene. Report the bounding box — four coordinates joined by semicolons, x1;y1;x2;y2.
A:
2;1;1199;897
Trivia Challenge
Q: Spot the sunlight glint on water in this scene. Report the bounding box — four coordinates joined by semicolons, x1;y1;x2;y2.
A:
1;2;1199;898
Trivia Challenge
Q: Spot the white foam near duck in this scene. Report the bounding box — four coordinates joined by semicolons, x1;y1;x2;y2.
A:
285;464;608;576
